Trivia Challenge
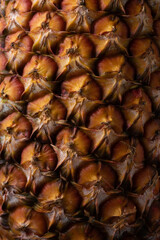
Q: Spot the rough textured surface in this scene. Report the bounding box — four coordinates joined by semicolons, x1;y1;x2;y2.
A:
0;0;160;239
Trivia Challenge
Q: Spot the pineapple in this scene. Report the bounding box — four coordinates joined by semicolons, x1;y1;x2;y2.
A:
0;0;160;239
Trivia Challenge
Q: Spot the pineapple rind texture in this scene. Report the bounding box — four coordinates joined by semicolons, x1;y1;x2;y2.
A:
0;0;160;239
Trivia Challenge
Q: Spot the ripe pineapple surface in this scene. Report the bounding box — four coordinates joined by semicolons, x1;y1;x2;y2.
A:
0;0;160;239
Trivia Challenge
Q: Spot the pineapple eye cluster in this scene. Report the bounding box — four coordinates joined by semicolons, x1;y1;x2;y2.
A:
0;0;160;239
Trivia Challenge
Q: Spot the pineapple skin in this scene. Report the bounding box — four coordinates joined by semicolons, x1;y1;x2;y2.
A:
0;0;160;239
